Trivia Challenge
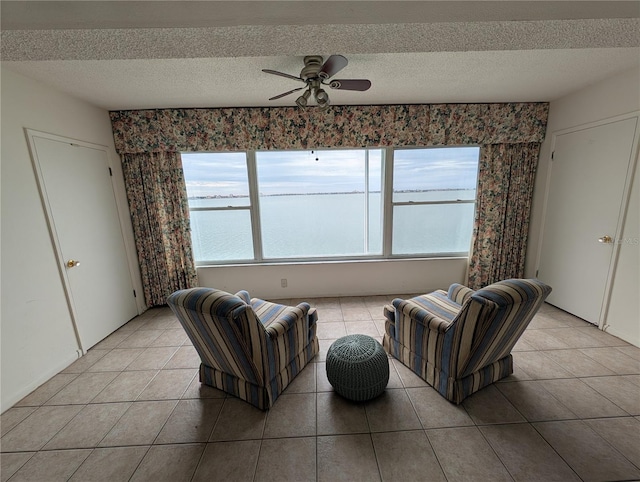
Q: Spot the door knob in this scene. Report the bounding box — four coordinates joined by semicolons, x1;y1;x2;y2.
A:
598;235;613;244
66;259;81;268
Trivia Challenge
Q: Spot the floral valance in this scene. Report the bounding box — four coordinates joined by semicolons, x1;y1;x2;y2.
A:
109;103;549;154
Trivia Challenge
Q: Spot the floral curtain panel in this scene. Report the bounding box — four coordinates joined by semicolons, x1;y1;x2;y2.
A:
110;103;548;303
121;152;197;307
467;143;542;289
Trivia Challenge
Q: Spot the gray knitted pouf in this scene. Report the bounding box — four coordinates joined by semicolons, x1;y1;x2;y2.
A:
326;334;389;402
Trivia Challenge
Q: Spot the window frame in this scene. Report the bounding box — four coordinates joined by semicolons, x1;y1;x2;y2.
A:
183;145;479;266
389;146;480;257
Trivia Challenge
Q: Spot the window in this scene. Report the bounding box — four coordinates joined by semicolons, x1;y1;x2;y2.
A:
391;147;480;255
182;152;254;262
256;150;383;258
182;146;479;264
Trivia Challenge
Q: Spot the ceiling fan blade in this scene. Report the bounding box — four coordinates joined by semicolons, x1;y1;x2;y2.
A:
262;69;304;83
329;79;372;91
319;54;348;79
268;86;306;101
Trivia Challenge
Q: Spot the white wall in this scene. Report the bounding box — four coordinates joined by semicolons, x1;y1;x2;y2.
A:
0;67;144;412
527;66;640;346
197;257;469;300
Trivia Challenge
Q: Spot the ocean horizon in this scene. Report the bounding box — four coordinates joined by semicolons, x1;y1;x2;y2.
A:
189;191;475;262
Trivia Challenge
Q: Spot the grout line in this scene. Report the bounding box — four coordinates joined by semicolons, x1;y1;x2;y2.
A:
473;423;520;482
315;375;319;482
421;428;451;480
251;439;263;482
368;432;384;482
527;420;588;482
126;444;153;482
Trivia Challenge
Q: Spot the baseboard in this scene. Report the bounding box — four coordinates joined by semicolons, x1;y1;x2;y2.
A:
1;350;81;414
603;325;640;348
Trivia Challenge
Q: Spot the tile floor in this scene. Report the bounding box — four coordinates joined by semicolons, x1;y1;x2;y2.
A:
2;296;640;482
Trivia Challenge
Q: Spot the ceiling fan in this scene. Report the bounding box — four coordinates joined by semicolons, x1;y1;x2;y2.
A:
262;55;372;108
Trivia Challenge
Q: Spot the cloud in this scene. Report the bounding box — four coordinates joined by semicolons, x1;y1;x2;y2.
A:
393;147;479;191
182;152;250;196
181;147;479;197
256;150;373;194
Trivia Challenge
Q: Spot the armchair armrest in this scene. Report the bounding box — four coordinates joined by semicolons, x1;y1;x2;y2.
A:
307;306;318;325
393;299;451;333
448;283;474;306
235;290;251;304
256;302;312;338
383;304;395;323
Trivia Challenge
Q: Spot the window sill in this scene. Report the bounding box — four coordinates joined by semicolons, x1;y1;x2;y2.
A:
195;254;469;269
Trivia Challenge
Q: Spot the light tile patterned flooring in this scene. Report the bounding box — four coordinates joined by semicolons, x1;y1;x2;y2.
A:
2;296;640;481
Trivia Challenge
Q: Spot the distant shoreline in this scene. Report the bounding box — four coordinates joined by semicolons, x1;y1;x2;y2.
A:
188;188;474;200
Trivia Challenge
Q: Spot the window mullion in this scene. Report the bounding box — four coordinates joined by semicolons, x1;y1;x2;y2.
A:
382;147;394;257
246;151;263;262
364;149;370;253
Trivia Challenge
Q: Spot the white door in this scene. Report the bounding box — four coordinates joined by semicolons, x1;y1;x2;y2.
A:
29;132;138;350
538;117;638;324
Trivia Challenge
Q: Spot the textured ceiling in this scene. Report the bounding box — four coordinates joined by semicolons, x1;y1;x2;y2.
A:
1;1;639;110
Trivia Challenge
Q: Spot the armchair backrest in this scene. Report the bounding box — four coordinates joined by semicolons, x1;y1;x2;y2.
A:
449;279;551;378
167;288;268;386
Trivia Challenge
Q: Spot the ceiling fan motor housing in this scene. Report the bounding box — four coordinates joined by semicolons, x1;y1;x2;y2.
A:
301;55;324;80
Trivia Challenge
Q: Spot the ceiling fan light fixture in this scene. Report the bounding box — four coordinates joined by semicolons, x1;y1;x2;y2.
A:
316;93;330;109
296;89;311;107
315;88;329;104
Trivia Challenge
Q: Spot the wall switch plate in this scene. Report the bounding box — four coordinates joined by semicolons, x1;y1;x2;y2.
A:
281;278;287;288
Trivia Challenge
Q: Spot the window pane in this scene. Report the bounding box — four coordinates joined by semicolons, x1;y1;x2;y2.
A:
367;150;383;253
181;152;250;207
256;149;383;258
190;210;254;261
392;204;475;255
393;147;479;202
260;193;368;258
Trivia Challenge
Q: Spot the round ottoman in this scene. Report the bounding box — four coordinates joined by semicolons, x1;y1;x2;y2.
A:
326;334;389;402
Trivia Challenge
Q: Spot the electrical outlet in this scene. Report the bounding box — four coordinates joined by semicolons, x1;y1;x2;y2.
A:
281;278;288;288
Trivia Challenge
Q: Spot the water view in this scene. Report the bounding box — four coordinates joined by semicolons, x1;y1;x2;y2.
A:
189;190;475;262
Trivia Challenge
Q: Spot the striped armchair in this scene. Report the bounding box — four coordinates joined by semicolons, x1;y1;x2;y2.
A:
167;288;319;410
383;279;551;404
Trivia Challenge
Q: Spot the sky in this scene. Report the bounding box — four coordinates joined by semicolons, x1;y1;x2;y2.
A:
181;147;479;197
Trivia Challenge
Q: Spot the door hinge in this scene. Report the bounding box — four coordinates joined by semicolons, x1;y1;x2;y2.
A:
108;167;113;176
133;289;137;298
551;151;555;160
536;269;539;277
